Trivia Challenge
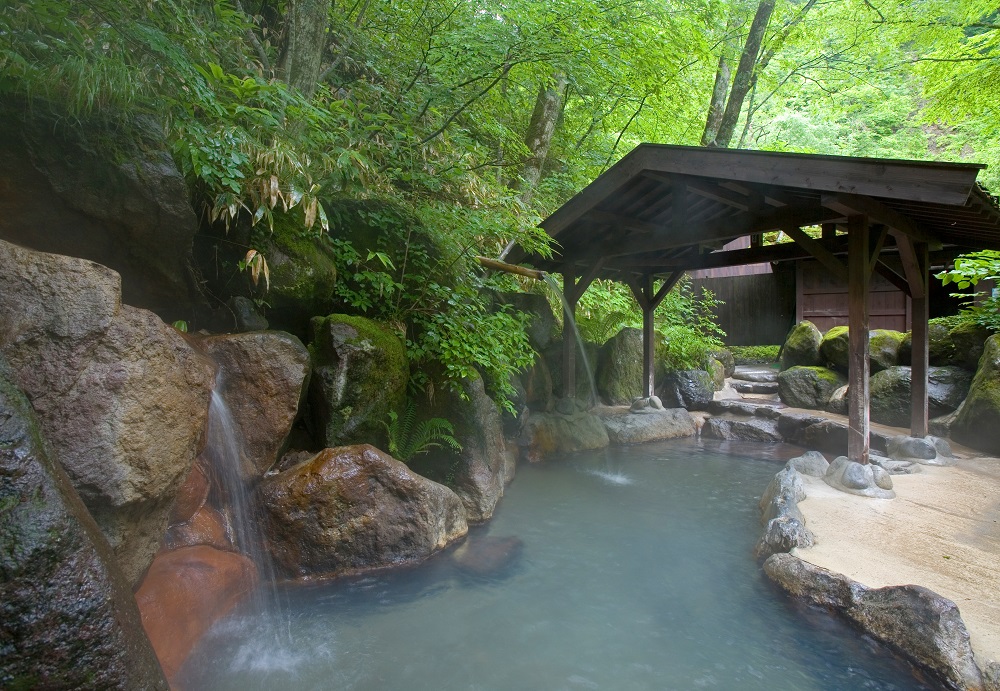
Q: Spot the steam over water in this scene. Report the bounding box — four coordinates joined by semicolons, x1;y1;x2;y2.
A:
180;437;929;690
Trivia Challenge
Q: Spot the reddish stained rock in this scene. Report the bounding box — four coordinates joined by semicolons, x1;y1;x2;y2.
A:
165;506;231;551
135;546;257;683
170;461;210;524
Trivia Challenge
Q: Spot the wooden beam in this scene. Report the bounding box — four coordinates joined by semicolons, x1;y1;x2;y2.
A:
911;242;930;437
822;193;942;249
606;204;842;259
868;224;888;275
783;225;849;282
847;214;871;464
611;236;850;271
874;260;911;296
822;223;837;240
644;171;756;211
895;233;926;300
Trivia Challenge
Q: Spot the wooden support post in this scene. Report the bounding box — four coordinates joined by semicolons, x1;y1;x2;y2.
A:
562;269;578;400
628;272;682;400
641;275;655;398
822;223;837;240
847;214;871;464
910;242;929;437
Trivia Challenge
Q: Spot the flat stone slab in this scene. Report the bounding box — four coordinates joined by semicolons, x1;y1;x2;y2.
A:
732;381;779;394
732;366;779;383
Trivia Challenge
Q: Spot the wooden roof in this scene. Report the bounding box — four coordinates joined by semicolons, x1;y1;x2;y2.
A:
510;144;1000;281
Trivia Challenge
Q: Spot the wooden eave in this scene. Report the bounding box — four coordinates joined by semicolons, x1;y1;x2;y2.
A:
509;144;1000;281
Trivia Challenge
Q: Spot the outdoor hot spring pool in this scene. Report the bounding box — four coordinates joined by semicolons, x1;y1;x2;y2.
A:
178;437;929;690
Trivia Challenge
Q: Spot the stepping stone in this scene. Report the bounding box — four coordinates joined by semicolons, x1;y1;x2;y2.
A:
732;367;779;384
733;381;779;394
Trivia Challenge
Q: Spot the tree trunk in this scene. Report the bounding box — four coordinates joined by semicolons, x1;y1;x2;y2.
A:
277;0;331;98
711;0;775;148
701;53;732;146
519;73;568;204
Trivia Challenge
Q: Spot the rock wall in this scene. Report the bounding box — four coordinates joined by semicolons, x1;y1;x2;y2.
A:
0;358;168;689
0;240;214;584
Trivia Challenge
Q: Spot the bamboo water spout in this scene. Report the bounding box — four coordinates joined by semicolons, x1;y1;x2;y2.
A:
475;256;547;281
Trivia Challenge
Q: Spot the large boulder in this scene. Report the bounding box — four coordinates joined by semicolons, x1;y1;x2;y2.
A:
869;329;906;373
952;334;1000;454
412;372;510;522
596;407;696;444
200;331;311;476
259;445;468;577
870;366;973;428
819;326;851;372
309;314;408;449
657;369;714;411
522;356;555;413
780;320;822;370
251;219;339;334
0;117;204;321
519;410;610;461
596;327;643;405
0;360;168;690
702;416;783;443
764;554;984;690
949;322;992;371
777;366;846;409
0;240;214;584
898;322;954;366
135;546;256;683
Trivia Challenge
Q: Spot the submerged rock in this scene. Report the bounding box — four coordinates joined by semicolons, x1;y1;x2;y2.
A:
135;545;257;682
764;554;984;690
451;535;524;577
201;331;311;476
259;445;468;577
0;359;168;690
0;239;214;584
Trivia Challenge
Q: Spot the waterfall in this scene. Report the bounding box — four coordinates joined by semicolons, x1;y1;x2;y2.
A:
202;377;289;641
543;274;598;406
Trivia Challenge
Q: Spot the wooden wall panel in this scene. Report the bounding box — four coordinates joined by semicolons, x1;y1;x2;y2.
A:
688;267;795;346
797;259;909;332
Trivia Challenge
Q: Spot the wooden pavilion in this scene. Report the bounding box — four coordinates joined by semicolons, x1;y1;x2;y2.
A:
507;144;1000;464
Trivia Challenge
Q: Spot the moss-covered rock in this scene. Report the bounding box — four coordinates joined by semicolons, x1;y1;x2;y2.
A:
949;322;992;371
898;322;954;366
870;366;974;428
707;358;726;391
710;348;736;377
657;369;714;411
869;329;906;373
818;326;850;372
596;327;643;405
777;366;846;409
951;334;1000;453
308;314;408;449
254;213;339;334
780;321;823;370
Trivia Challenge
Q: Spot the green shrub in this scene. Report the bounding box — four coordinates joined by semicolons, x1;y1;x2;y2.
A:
730;345;781;365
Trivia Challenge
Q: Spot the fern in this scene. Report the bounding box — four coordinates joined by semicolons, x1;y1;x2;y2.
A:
384;401;462;462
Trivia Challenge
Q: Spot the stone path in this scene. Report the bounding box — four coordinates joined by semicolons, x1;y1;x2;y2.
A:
794;451;1000;669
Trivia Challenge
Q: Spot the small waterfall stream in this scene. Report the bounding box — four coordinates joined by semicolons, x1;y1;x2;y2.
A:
542;274;599;406
199;376;300;672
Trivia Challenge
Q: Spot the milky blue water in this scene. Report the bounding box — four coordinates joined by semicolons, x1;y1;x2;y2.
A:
179;437;929;690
